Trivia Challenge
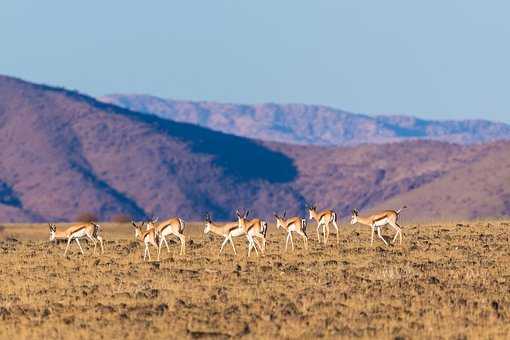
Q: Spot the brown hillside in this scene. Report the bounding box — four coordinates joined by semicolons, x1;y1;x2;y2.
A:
0;75;509;222
269;140;494;221
370;141;510;221
0;75;302;221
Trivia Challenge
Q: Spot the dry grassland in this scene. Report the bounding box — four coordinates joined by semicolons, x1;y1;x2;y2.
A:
0;220;509;339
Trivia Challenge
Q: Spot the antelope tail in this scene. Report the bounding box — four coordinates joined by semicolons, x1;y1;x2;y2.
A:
261;221;268;238
178;218;185;234
301;218;308;237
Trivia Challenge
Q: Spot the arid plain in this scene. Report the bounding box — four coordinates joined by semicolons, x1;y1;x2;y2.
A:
0;220;509;339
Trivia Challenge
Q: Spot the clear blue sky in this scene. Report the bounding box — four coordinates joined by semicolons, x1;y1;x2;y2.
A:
1;1;509;122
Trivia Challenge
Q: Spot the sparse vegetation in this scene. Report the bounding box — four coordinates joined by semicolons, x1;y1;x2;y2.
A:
0;221;509;338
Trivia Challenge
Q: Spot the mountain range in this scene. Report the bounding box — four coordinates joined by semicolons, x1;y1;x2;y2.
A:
101;94;510;146
0;75;508;223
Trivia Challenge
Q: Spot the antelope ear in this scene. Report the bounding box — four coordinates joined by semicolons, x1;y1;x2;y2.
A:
273;213;279;219
131;221;138;228
244;210;249;218
235;210;241;218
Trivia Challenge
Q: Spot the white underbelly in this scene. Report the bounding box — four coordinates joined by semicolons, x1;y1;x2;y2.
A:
71;229;88;239
288;224;297;232
230;228;245;237
161;228;176;237
374;218;389;227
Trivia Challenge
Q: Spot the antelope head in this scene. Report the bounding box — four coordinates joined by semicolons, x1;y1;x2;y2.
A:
236;209;249;230
145;216;158;230
274;210;287;230
131;221;143;239
350;209;360;225
307;205;317;219
204;213;212;234
48;223;57;241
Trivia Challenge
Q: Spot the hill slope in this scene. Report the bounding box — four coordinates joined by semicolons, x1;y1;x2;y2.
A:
101;94;510;146
0;75;303;222
0;75;509;222
371;141;510;221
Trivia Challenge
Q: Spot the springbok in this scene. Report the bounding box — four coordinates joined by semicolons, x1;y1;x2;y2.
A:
308;205;339;244
145;217;186;255
49;222;104;256
236;210;267;256
238;211;268;252
274;211;308;251
203;213;245;255
131;221;162;261
350;206;406;246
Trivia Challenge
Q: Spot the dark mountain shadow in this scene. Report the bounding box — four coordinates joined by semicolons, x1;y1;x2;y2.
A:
60;90;298;184
130;111;298;183
0;180;21;208
376;117;429;138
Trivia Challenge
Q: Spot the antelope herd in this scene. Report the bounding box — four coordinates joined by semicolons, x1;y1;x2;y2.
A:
48;206;407;260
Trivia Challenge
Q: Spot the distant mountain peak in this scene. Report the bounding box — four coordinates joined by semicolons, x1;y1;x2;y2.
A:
100;94;510;146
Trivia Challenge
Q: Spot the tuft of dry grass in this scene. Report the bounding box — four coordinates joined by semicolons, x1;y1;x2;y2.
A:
0;221;509;339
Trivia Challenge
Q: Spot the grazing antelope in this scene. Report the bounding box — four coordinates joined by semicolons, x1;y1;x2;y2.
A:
236;210;267;257
308;205;339;244
131;221;161;261
274;211;308;251
145;217;186;255
48;222;104;256
203;213;245;255
350;206;406;246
